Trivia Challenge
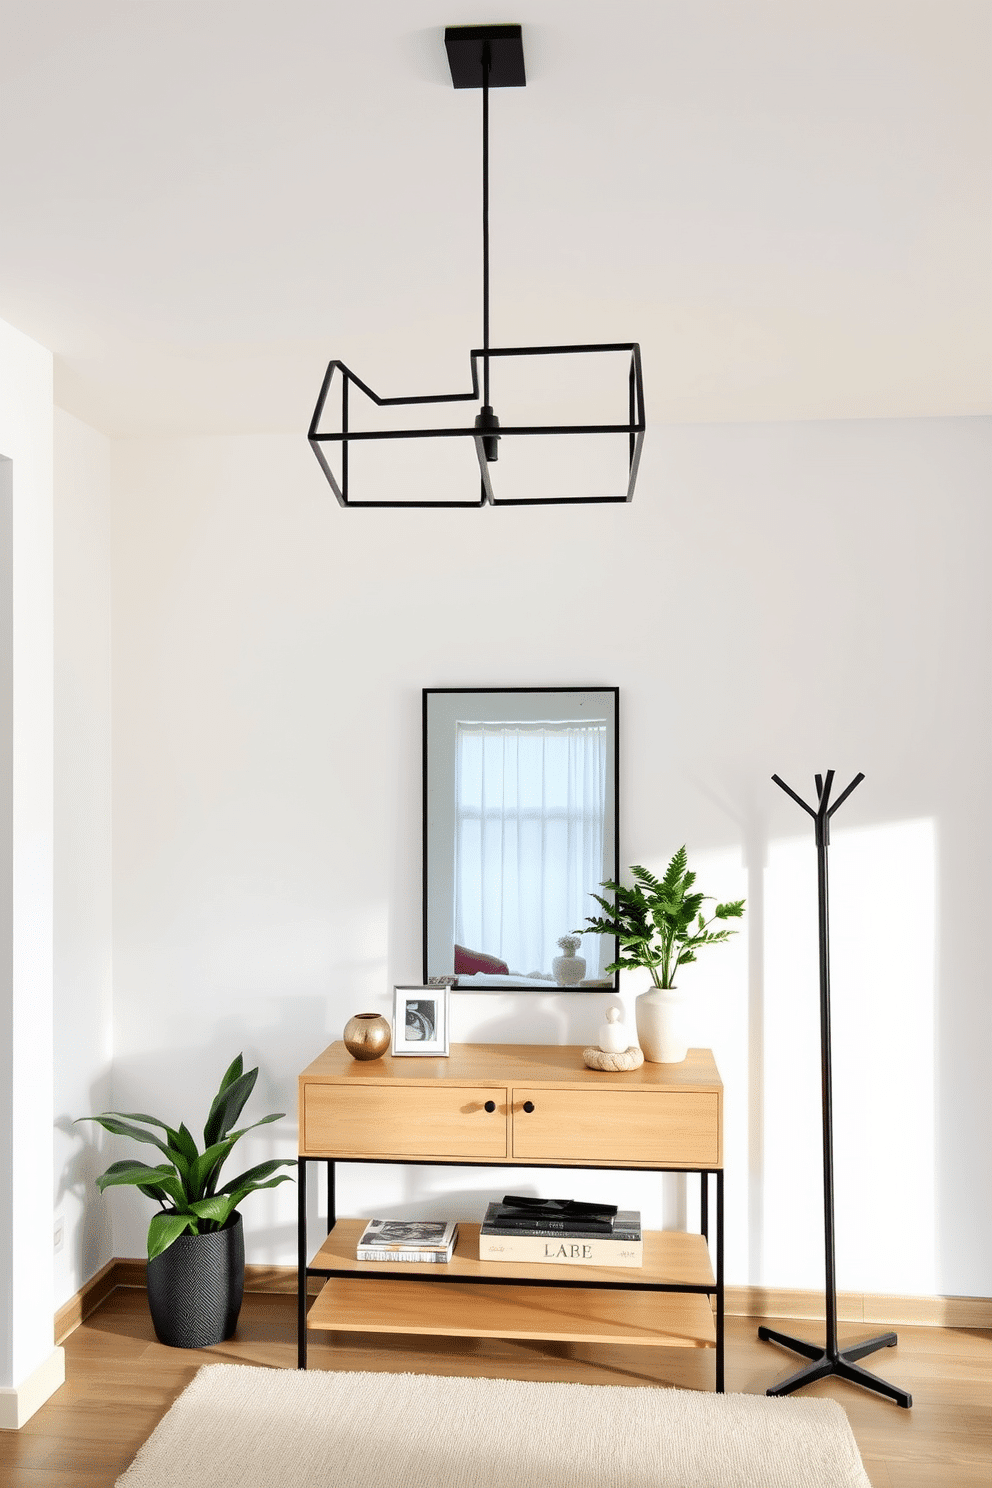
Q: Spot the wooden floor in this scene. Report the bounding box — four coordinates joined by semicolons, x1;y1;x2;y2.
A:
1;1287;988;1487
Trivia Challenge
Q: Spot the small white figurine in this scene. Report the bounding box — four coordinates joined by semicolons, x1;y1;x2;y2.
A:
598;1005;628;1054
584;1005;644;1070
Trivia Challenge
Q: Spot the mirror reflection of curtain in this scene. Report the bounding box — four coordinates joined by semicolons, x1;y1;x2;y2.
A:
454;722;607;978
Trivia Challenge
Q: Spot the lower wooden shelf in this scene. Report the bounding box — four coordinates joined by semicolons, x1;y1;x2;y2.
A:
305;1220;717;1350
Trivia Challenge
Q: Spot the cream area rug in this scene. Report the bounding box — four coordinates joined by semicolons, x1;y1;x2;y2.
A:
116;1364;871;1488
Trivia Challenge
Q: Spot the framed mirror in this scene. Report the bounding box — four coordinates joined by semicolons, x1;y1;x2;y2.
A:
423;688;619;990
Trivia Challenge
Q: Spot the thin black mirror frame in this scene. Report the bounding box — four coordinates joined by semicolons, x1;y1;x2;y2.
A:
422;686;620;991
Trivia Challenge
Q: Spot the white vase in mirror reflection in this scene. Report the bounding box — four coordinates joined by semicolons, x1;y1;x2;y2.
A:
635;986;689;1063
552;954;586;986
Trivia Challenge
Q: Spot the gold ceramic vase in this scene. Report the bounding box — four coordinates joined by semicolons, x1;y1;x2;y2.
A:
343;1012;391;1061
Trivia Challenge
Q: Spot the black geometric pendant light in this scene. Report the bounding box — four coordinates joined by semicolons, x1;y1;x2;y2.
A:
308;25;645;507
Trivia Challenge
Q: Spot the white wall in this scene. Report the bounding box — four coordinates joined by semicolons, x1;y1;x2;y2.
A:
52;408;114;1309
108;416;991;1299
0;316;61;1425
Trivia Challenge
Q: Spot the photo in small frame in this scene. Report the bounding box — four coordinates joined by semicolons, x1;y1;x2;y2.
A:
392;985;450;1057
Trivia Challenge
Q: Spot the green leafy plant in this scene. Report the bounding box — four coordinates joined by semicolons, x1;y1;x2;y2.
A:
76;1054;294;1261
578;846;745;989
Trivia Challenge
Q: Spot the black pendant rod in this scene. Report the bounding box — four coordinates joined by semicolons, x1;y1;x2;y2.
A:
758;768;912;1408
474;39;499;464
481;41;491;406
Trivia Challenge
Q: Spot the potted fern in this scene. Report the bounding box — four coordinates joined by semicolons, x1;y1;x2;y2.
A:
577;847;745;1062
77;1053;294;1347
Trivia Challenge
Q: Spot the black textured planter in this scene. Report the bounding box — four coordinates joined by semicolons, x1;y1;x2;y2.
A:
146;1212;245;1348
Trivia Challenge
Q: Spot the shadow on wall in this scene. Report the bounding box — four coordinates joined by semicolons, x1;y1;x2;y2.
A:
54;1090;113;1295
454;992;605;1048
93;1000;329;1263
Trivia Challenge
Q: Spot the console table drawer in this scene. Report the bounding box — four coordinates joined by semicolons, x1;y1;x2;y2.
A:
511;1089;720;1167
301;1084;509;1160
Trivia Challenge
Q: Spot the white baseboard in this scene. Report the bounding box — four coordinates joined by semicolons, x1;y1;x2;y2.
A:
0;1347;66;1430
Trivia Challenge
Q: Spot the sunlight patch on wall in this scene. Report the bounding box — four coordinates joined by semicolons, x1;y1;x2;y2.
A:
762;818;936;1294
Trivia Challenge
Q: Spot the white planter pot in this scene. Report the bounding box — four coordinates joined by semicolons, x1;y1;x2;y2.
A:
635;987;688;1064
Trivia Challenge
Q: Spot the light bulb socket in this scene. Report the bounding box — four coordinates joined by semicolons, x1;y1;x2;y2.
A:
475;404;500;462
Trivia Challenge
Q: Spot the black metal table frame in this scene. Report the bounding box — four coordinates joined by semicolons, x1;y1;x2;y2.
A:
297;1156;724;1391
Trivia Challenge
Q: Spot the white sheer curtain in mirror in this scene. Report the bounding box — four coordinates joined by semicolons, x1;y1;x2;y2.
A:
454;721;608;979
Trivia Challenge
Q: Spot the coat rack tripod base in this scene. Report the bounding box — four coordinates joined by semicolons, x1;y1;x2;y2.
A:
761;769;912;1410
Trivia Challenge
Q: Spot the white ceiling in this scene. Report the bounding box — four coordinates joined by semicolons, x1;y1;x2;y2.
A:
1;0;989;437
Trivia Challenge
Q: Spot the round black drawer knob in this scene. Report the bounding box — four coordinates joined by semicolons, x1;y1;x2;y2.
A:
522;1101;535;1113
484;1100;496;1113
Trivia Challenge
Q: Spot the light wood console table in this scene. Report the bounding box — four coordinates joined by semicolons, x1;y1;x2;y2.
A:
297;1042;725;1389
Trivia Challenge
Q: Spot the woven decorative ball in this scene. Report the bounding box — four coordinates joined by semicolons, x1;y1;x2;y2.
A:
582;1045;644;1071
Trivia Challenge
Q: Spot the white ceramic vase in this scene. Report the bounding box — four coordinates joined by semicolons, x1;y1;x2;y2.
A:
635;986;688;1063
552;954;586;986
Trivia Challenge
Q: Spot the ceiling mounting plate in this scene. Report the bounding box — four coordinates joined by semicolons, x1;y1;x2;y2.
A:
444;25;526;89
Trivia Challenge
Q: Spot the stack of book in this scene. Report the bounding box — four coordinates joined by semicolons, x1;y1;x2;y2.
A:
479;1196;643;1267
356;1218;458;1263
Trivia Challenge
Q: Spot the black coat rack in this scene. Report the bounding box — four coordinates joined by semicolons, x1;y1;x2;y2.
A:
758;769;912;1408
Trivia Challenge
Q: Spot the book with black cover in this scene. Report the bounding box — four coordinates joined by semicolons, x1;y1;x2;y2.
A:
481;1202;640;1239
487;1214;615;1234
500;1195;618;1219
